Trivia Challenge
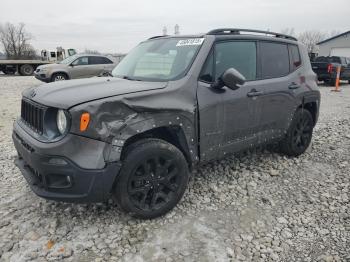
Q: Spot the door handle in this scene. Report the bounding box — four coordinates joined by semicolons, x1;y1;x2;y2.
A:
288;82;300;89
247;89;264;97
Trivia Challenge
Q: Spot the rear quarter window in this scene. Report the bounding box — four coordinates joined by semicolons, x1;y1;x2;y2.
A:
289;45;302;71
260;42;290;79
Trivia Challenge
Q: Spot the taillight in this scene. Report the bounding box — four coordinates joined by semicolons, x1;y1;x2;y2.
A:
327;64;333;73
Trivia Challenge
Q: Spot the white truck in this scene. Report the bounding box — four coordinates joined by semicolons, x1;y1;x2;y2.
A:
0;47;76;76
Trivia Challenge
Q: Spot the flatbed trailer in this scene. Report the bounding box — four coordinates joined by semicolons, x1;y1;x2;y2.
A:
0;60;53;76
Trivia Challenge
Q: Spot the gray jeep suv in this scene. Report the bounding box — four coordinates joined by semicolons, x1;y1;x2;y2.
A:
34;54;116;83
13;29;320;219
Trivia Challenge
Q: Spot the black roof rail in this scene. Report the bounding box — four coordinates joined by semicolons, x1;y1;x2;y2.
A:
148;35;168;40
207;28;297;41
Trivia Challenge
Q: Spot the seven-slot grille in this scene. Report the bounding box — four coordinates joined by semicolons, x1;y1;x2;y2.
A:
21;99;45;134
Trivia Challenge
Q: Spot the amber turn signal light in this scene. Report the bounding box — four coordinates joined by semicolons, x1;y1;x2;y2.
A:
80;113;90;132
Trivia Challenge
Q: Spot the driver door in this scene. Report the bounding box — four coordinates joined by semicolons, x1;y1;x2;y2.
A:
69;56;93;79
197;40;262;161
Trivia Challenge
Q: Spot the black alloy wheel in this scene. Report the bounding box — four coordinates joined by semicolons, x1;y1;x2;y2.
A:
114;138;189;219
280;108;314;157
291;112;313;151
128;156;180;211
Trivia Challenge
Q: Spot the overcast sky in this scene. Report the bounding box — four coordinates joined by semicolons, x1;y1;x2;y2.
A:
0;0;349;54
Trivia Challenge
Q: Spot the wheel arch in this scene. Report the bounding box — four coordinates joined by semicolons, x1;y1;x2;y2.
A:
300;94;320;126
120;125;193;168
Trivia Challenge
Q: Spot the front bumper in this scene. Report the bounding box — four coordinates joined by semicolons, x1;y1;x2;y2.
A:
12;123;121;203
34;72;51;83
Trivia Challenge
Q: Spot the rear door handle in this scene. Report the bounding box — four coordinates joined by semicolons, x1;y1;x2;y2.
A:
247;89;264;97
288;82;300;89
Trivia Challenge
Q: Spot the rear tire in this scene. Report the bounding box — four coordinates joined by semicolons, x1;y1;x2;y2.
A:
280;108;314;157
51;73;67;82
19;64;34;76
114;138;189;219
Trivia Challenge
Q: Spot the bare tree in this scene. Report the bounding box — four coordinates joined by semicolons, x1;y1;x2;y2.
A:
0;22;36;59
84;49;101;54
298;30;327;53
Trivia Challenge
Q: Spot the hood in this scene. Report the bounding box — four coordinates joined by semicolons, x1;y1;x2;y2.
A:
23;77;167;109
37;63;66;70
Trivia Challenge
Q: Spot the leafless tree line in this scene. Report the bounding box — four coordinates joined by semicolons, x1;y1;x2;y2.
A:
280;28;342;53
0;22;36;59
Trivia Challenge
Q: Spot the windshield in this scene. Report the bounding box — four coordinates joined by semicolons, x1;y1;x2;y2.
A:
59;54;79;65
112;37;205;81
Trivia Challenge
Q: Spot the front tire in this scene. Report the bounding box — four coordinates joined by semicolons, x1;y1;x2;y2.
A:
114;139;189;219
280;108;314;157
51;73;67;82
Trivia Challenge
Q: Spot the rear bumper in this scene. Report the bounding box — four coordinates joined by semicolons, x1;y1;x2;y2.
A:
12;123;121;203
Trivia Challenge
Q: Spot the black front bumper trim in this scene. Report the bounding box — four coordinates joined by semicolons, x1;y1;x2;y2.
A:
13;131;121;203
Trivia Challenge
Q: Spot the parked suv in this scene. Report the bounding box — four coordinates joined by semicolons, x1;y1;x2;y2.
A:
13;29;320;219
34;54;116;82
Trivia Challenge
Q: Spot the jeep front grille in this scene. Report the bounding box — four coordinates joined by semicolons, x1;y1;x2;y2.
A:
21;99;45;134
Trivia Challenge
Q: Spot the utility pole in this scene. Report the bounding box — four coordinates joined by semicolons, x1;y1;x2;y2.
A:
174;24;180;35
162;26;167;36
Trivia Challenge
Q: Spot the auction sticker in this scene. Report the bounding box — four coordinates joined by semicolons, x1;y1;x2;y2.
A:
176;38;205;46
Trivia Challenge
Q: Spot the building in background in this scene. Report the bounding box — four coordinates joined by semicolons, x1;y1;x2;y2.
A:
317;31;350;57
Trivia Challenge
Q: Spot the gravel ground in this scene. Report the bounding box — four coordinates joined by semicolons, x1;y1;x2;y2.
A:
0;75;349;262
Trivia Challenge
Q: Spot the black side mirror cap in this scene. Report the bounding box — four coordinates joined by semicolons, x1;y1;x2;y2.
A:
222;68;246;90
210;68;246;90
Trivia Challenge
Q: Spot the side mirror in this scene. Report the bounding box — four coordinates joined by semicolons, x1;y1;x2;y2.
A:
221;68;246;90
212;68;246;90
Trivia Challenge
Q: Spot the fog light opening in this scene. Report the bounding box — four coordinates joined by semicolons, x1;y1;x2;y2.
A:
47;174;73;189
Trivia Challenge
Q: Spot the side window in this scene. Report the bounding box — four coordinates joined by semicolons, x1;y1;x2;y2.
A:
72;57;88;66
289;45;302;71
89;56;109;65
90;57;114;64
102;57;113;64
88;56;98;65
199;50;214;82
215;41;257;81
260;42;290;78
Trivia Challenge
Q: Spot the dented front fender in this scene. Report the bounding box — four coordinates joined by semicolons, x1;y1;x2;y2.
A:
69;82;199;165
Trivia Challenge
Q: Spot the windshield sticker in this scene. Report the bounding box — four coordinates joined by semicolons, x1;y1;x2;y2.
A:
176;38;204;47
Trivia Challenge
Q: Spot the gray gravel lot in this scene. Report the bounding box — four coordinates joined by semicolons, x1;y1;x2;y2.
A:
0;75;349;262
